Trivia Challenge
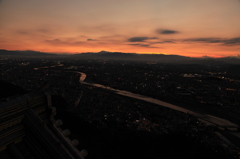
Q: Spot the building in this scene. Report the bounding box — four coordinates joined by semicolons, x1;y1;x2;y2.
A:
0;89;87;159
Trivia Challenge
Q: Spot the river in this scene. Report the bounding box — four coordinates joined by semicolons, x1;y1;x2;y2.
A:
77;72;238;130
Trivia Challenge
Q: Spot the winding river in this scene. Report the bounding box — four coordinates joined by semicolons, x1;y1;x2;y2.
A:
77;71;238;130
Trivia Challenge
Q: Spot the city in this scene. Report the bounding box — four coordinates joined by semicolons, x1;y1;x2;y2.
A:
1;55;240;159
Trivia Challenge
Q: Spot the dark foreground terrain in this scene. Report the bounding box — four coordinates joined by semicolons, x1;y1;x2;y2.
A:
53;86;239;159
1;57;240;159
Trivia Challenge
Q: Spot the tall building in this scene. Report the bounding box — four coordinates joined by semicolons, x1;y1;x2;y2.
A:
0;89;87;159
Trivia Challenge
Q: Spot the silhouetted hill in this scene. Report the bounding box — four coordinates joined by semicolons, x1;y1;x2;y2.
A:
0;49;58;57
1;49;240;64
74;51;136;60
74;51;191;62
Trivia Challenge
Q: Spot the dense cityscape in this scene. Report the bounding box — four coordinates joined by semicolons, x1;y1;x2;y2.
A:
1;56;240;159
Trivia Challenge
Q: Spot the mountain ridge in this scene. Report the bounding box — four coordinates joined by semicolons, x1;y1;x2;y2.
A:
1;49;240;64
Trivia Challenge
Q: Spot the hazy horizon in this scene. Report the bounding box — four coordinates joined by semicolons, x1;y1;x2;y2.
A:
2;49;240;59
1;0;240;57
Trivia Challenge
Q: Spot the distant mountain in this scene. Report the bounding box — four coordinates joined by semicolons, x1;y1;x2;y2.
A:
0;49;58;57
1;49;240;64
73;50;192;62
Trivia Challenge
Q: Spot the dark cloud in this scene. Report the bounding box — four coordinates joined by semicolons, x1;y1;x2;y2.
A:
162;40;176;43
128;37;149;42
128;44;158;48
151;40;176;44
127;37;175;48
184;38;223;43
157;29;179;34
128;37;158;42
87;39;97;41
129;44;149;47
224;37;240;45
49;39;61;42
184;37;240;45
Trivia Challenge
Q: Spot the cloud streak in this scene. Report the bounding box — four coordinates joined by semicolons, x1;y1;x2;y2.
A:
128;44;159;48
87;39;97;41
126;36;176;48
128;37;158;42
184;37;240;45
156;29;179;34
155;40;176;44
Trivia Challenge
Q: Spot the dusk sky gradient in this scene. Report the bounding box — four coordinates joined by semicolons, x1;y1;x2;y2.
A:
0;0;240;57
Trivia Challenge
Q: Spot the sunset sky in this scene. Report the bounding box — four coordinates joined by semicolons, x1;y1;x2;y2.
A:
0;0;240;57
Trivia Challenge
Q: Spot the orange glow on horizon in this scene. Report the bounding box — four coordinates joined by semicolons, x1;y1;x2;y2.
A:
2;32;239;58
2;45;237;58
1;0;239;58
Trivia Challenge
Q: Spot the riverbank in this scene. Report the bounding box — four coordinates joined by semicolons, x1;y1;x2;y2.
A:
80;79;238;130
